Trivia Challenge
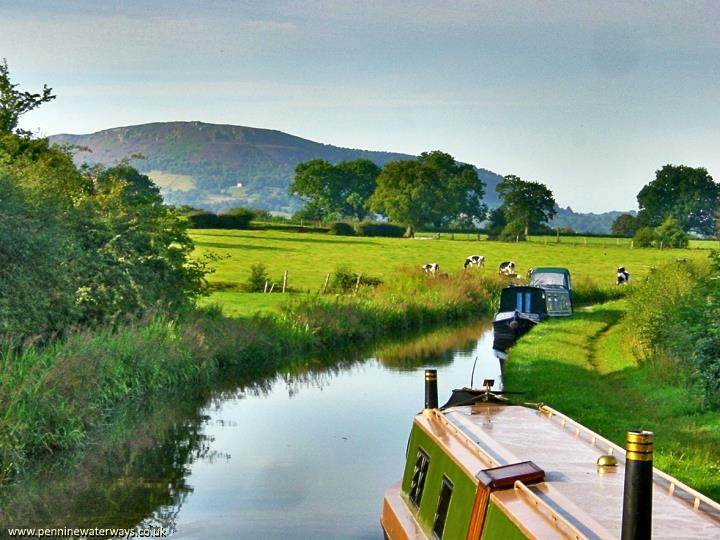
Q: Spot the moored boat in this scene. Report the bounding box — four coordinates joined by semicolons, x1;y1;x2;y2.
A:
380;371;720;539
492;267;573;351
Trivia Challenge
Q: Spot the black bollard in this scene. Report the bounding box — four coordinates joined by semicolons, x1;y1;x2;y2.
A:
424;369;438;410
621;430;654;540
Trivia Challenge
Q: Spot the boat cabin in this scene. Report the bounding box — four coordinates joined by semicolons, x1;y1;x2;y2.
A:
381;374;720;539
528;267;573;316
497;286;548;319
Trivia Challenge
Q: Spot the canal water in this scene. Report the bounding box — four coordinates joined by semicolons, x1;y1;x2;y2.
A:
0;322;503;539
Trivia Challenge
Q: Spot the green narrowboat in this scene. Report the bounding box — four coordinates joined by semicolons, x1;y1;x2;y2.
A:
381;371;720;539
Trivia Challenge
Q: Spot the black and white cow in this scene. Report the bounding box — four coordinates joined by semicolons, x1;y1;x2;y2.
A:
498;261;516;276
616;266;630;285
463;255;485;269
422;263;440;276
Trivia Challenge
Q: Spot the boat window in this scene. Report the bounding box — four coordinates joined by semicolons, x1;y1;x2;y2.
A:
409;449;429;507
524;292;532;311
515;292;523;312
531;272;566;287
432;476;453;539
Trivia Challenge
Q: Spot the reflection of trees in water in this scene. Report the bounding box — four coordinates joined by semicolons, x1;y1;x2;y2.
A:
0;392;213;535
373;322;488;371
0;320;489;534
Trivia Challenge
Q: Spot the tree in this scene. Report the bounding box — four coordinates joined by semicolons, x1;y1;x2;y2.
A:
368;151;486;236
637;164;719;236
289;158;380;220
655;216;689;248
0;59;56;134
336;159;380;219
485;207;507;239
495;174;556;237
611;214;639;237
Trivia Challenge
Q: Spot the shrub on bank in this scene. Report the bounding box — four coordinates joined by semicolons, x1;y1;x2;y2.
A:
626;256;720;408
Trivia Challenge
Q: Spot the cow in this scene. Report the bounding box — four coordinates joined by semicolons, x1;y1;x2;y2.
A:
463;255;485;269
422;263;440;276
616;266;630;285
498;261;516;276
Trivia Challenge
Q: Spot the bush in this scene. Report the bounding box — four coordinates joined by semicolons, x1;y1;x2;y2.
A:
219;207;255;229
330;266;382;292
185;210;220;228
328;222;355;236
0;137;208;340
655;217;689;249
626;259;720;407
633;227;656;248
356;222;405;237
499;220;526;241
186;208;254;229
245;263;270;292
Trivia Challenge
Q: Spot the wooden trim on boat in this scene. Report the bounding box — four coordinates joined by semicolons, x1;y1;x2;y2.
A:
381;481;426;540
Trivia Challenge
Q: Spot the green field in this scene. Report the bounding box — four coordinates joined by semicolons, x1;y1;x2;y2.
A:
191;229;710;315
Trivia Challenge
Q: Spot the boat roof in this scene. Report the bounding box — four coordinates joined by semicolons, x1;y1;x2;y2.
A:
415;402;720;539
531;267;571;275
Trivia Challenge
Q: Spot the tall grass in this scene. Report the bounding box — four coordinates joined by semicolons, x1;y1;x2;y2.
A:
626;258;720;408
0;270;504;482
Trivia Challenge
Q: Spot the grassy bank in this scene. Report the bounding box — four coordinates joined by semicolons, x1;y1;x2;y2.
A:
503;300;720;500
191;228;705;315
0;270;503;483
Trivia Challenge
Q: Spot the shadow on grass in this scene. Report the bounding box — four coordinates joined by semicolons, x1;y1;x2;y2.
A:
192;231;380;246
193;241;289;251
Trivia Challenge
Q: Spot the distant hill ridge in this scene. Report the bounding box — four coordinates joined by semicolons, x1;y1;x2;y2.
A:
51;121;504;212
50;121;624;233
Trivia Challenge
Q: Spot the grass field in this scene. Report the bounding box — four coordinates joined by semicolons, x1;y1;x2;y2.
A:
191;229;710;315
504;301;720;500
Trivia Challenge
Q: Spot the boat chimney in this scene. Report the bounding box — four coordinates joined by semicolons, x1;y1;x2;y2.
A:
621;430;654;540
424;369;438;410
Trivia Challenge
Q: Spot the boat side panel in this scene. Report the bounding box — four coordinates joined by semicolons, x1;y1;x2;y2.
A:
402;423;478;539
479;501;528;540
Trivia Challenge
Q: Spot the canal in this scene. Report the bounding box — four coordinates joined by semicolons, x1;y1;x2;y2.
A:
0;322;503;539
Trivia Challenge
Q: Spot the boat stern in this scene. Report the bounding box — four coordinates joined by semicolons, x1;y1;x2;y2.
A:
381;481;427;540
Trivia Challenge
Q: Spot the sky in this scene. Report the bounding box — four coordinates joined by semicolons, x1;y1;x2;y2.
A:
1;1;719;212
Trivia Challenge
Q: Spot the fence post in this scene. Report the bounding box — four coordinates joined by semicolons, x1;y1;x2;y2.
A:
264;280;269;293
282;270;288;293
269;283;275;293
354;273;362;295
321;273;330;294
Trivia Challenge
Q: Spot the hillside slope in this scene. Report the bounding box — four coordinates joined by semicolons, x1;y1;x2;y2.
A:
50;121;504;212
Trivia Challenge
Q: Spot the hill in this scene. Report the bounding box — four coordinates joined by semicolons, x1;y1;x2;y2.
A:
50;121;505;212
550;207;635;235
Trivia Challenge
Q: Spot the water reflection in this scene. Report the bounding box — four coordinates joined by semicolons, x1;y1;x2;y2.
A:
0;321;502;539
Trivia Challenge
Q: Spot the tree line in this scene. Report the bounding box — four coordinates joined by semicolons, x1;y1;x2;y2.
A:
611;165;719;247
289;153;557;238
